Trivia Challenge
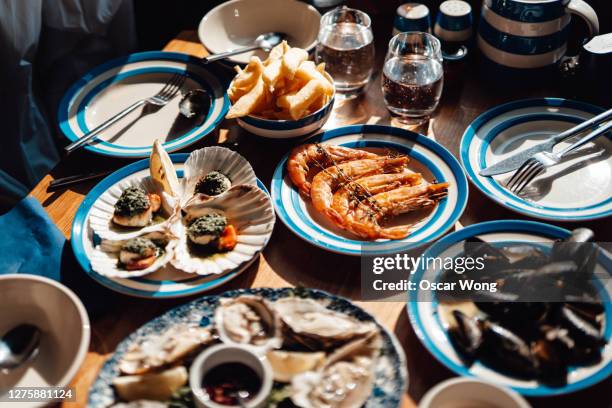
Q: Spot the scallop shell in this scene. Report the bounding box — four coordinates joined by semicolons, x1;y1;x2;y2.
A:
182;146;257;203
214;295;282;351
90;230;177;279
171;184;275;275
89;176;178;241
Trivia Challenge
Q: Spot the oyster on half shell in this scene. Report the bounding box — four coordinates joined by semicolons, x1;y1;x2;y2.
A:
291;332;382;408
214;295;282;350
274;297;378;350
118;325;214;375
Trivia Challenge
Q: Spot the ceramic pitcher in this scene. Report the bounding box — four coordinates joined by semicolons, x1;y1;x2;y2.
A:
478;0;599;69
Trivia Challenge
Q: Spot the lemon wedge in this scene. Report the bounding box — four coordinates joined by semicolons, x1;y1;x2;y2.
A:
150;140;180;197
267;350;326;383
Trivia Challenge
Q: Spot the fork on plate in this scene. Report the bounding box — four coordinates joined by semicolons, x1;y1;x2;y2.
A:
65;73;186;153
506;120;612;195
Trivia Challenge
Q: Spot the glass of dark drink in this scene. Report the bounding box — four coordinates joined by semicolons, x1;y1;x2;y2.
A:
315;7;375;98
382;32;443;124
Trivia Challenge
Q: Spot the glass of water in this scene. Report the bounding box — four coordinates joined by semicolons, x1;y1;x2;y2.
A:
382;32;443;124
315;7;375;97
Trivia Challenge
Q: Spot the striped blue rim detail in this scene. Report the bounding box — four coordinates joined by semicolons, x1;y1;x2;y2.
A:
478;16;568;55
460;97;611;221
394;14;432;32
407;219;612;396
71;153;269;298
58;51;230;158
271;124;469;256
240;98;334;130
478;113;612;212
485;0;568;23
436;11;473;31
74;67;215;150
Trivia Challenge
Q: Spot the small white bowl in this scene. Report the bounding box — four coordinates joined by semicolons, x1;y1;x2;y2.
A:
0;274;90;408
236;96;335;139
198;0;321;65
419;378;531;408
189;344;273;408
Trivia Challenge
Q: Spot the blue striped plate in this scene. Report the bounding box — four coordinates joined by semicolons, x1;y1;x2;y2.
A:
58;52;230;158
461;98;612;221
71;154;268;298
407;220;612;396
271;125;468;256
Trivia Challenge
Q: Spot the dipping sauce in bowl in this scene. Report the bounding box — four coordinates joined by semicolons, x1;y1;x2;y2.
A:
203;362;262;405
190;343;273;408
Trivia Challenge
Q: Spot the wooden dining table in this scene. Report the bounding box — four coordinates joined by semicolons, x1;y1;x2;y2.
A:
29;27;610;408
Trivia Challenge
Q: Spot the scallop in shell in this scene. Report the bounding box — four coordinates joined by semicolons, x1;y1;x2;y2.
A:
171;184;275;275
274;297;378;350
214;295;282;350
119;325;214;375
291;332;382;408
90;230;177;279
182;146;257;203
89;176;178;241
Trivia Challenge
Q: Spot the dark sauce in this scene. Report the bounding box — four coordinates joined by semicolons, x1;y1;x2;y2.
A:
202;362;261;406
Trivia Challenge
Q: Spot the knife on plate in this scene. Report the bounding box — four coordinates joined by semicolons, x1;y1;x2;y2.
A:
479;107;612;177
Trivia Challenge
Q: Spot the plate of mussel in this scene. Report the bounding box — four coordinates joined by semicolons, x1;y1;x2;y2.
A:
271;125;468;255
87;287;407;408
407;220;611;396
72;142;275;298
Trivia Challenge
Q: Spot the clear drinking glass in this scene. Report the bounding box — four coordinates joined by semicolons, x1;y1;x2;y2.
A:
315;7;375;97
382;32;444;124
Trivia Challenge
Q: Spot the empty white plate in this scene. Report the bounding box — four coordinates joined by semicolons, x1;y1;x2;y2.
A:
59;52;229;158
461;98;612;221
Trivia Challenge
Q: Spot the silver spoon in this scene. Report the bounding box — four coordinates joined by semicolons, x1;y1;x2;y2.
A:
203;32;287;64
231;389;250;408
0;324;41;370
179;89;211;119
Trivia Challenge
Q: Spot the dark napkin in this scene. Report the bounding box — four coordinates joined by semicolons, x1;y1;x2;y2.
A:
0;197;65;280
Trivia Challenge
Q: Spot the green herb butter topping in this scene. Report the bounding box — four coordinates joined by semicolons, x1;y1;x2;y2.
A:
187;213;227;239
114;187;150;216
195;171;231;196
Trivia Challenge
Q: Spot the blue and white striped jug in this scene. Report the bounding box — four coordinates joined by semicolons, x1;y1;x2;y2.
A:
477;0;599;69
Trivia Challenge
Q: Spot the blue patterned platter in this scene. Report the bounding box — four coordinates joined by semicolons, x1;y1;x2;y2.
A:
88;287;407;408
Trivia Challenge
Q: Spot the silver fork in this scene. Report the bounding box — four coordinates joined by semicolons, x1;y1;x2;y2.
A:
506;120;612;195
65;73;186;153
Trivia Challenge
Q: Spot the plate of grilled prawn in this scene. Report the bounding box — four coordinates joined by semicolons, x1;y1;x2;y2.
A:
271;125;469;255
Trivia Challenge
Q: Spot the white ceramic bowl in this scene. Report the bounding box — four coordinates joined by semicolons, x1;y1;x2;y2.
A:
198;0;321;65
189;344;273;408
419;378;531;408
0;274;90;407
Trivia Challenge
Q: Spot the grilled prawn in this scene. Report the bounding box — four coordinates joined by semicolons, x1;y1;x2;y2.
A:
310;157;410;215
287;144;379;197
342;182;449;240
327;171;423;228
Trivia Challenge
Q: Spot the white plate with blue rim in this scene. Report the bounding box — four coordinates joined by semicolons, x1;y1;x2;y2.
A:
58;52;230;158
461;98;612;221
71;153;269;298
407;220;612;396
271;125;469;256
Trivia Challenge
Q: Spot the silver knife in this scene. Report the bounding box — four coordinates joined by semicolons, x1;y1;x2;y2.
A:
479;107;612;177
